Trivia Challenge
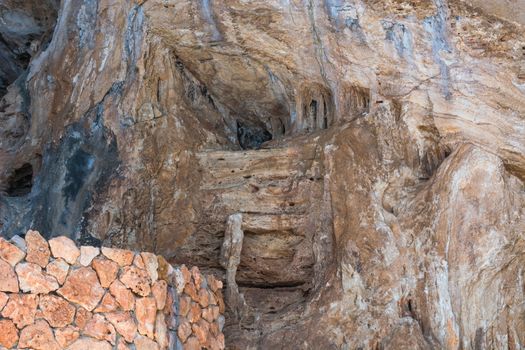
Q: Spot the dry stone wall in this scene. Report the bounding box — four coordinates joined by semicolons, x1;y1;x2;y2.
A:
0;230;225;350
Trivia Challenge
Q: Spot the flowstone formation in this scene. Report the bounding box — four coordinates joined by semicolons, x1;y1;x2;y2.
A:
0;0;524;349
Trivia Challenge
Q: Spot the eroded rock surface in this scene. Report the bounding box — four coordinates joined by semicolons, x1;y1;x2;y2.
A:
0;0;524;349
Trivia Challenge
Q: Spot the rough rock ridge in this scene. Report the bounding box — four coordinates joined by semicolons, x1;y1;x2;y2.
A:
0;0;524;349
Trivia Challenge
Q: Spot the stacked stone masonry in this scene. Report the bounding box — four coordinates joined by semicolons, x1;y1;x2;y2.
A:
0;230;225;350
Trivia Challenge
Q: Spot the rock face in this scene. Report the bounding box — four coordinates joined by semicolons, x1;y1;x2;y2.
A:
0;0;524;349
0;0;59;97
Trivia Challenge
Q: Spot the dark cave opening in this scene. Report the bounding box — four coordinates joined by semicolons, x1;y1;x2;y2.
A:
6;163;33;197
322;100;328;129
0;1;60;98
236;120;272;150
309;100;318;129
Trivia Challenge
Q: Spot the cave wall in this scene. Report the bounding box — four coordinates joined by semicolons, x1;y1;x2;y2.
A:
0;0;524;349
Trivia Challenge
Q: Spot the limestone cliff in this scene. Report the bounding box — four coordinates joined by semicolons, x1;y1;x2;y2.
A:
0;0;524;348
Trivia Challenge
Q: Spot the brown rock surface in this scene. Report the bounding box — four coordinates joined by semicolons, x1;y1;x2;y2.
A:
39;294;76;327
75;308;93;329
178;295;191;317
180;266;191;288
135;296;156;339
1;0;524;348
2;293;39;328
0;238;25;266
0;291;8;311
208;335;224;350
0;319;18;348
134;335;160;350
177;317;192;343
209;322;220;338
151;280;167;310
184;282;198;302
0;258;19;292
155;312;169;349
94;293;119;313
185;336;202;350
16;262;59;293
92;257;119;288
215;334;225;350
188;302;202;323
83;314;116;345
202;306;219;323
140;252;158;282
207;276;222;293
55;326;80;348
192;319;210;346
116;338;130;350
197;288;209;308
48;236;80;264
156;256;171;281
133;254;145;269
119;266;151;297
104;312;137;343
25;230;50;268
67;337;112;350
109;280;134;311
58;267;105;311
18;319;60;350
191;266;202;288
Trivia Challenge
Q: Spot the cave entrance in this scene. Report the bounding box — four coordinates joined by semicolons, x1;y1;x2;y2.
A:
0;2;60;98
236;120;272;150
6;163;33;197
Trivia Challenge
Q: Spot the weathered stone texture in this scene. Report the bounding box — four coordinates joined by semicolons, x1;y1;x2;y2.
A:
48;237;80;265
0;238;25;266
0;259;19;293
2;294;39;328
0;319;18;348
16;262;59;294
0;234;225;349
119;266;151;297
25;231;50;268
39;295;75;328
57;267;104;311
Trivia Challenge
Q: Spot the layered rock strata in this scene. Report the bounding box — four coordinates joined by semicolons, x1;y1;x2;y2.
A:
0;0;524;349
0;231;225;350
